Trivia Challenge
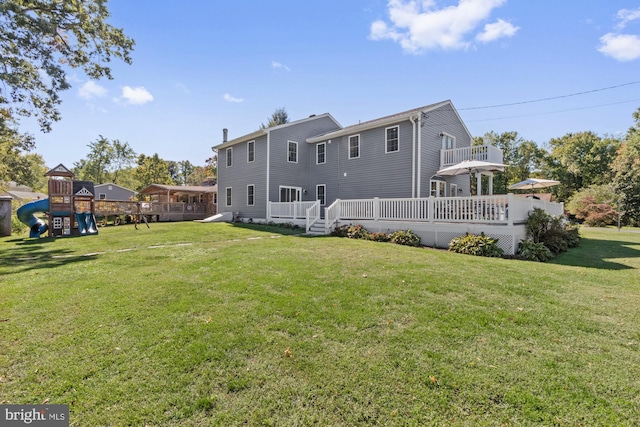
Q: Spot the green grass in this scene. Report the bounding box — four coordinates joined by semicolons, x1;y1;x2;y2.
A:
1;223;640;426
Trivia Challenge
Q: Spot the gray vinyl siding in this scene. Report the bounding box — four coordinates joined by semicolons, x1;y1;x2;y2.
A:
337;120;413;200
419;104;472;197
94;184;136;201
268;115;341;203
218;134;268;218
309;139;340;206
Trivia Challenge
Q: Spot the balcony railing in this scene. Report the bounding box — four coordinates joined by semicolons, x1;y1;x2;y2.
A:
440;145;504;168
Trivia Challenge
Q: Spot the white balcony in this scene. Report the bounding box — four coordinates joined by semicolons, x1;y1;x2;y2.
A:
441;145;504;168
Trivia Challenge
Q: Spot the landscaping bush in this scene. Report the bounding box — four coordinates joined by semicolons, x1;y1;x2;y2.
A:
448;233;504;257
368;232;391;242
346;224;369;239
330;224;350;237
525;208;580;256
518;239;553;262
389;229;421;247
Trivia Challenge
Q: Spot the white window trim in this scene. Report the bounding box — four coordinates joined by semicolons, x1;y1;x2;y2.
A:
247;140;255;163
279;185;302;202
441;132;456;150
247;184;255;206
226;147;233;167
385;125;399;153
316;142;326;165
449;183;458;197
98;193;106;200
225;187;232;206
348;134;360;159
287;140;298;163
316;184;326;206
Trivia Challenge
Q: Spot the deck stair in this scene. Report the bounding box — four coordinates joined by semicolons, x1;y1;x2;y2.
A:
306;219;327;235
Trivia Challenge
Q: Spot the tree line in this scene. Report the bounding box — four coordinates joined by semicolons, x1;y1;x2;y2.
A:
474;107;640;226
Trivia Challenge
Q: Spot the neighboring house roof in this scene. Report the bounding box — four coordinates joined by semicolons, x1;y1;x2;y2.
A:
2;189;47;201
306;100;471;143
1;181;47;201
94;183;137;193
214;113;341;150
139;184;218;195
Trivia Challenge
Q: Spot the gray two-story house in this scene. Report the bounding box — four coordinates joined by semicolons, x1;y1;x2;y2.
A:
215;100;475;221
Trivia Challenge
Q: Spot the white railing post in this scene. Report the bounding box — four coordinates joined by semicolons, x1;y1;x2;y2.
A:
373;197;379;221
428;196;434;223
507;193;514;226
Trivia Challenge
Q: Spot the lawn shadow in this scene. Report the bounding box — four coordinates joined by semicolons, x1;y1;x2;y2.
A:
551;237;640;270
0;236;95;275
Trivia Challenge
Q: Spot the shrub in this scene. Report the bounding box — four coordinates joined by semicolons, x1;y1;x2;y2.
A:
572;195;617;226
346;224;369;240
448;233;504;257
330;224;350;238
11;200;27;235
368;232;391;242
525;208;580;255
389;230;421;247
518;239;553;262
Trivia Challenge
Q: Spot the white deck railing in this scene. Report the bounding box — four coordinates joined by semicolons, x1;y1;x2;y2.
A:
268;201;318;220
324;195;564;233
305;201;321;231
440;145;504;168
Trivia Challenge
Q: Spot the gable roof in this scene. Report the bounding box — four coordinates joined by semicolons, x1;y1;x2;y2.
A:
214;113;341;150
45;163;74;178
138;184;217;195
306;100;472;143
94;183;137;193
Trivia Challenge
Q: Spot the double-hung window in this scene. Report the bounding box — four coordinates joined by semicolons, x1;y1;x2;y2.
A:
226;147;233;167
441;133;455;150
348;135;360;159
247;140;255;162
247;184;254;206
225;187;232;206
316;142;326;164
287;141;298;163
386;126;399;153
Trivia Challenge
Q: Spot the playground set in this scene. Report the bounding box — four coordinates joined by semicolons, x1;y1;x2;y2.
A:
16;164;99;238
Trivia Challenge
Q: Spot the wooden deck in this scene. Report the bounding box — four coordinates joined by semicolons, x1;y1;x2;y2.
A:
94;200;216;222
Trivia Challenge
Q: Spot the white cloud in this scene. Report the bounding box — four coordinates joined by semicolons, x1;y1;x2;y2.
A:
121;86;154;105
476;18;519;43
272;61;291;71
598;33;640;61
369;0;516;54
616;8;640;30
223;93;244;103
78;81;107;99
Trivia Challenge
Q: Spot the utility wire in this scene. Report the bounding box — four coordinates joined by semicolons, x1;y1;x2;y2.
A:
459;81;640;110
465;98;640;123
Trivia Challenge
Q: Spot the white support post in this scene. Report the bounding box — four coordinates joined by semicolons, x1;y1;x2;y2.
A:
373;197;379;221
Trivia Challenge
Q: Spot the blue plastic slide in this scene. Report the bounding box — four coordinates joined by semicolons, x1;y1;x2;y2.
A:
16;198;50;238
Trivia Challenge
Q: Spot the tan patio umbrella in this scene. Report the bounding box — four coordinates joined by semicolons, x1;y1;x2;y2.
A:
508;178;560;197
436;160;507;195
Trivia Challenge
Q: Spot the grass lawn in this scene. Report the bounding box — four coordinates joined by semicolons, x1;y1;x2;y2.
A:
1;223;639;426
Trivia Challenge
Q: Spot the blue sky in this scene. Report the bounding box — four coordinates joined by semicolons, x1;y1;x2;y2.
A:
25;0;640;169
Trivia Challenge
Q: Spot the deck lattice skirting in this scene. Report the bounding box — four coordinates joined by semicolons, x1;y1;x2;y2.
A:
268;195;564;255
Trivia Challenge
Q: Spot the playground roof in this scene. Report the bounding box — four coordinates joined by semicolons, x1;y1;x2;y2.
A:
139;184;217;199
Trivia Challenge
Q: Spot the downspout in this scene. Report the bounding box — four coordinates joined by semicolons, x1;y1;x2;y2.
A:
266;131;271;216
417;113;422;198
409;116;417;198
